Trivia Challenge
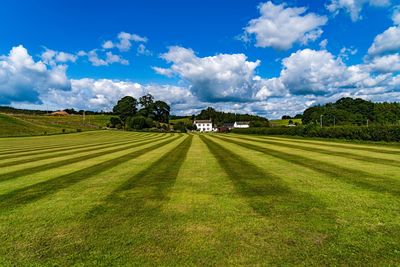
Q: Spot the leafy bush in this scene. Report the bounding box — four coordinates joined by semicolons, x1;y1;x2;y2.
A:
126;116;154;130
232;125;400;142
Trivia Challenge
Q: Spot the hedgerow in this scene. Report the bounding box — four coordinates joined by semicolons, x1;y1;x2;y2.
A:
231;125;400;142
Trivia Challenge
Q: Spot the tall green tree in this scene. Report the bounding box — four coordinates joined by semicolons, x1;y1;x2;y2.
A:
112;96;138;125
153;100;170;123
138;94;155;118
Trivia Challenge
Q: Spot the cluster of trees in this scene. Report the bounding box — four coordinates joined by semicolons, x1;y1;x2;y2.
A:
302;97;400;126
281;114;303;120
196;107;269;127
109;94;170;130
63;109;111;115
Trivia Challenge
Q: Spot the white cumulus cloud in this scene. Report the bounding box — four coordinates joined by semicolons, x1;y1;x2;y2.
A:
103;32;148;52
368;26;400;56
327;0;391;21
243;1;327;50
155;46;265;102
0;45;71;105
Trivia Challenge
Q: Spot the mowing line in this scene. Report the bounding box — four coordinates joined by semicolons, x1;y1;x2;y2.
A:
199;135;338;263
0;134;166;168
0;132;160;157
212;135;400;196
88;134;193;216
229;135;400;168
0;131;154;153
258;136;400;154
0;134;173;183
0;133;168;174
0;135;183;211
200;135;332;215
75;135;193;263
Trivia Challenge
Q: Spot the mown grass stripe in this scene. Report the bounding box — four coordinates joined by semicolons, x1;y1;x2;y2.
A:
0;135;183;211
0;134;173;183
200;135;329;213
0;131;119;151
0;134;165;168
213;135;400;196
0;132;165;162
0;135;166;175
0;132;160;157
0;130;153;152
260;136;400;155
230;135;400;168
84;135;193;244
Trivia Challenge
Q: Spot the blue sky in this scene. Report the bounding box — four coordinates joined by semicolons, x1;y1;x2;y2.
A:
0;0;399;118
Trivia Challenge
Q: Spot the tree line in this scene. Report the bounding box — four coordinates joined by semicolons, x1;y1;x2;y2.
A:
195;107;269;127
109;94;170;130
301;97;400;126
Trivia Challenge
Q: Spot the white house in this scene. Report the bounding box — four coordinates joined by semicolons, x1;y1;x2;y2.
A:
194;119;213;132
234;121;250;128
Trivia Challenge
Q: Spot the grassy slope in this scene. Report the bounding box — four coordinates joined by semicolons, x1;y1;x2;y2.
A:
0;131;399;265
169;117;192;124
270;118;302;126
0;113;112;137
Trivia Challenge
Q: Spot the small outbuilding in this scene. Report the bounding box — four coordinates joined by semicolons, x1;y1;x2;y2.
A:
234;121;250;128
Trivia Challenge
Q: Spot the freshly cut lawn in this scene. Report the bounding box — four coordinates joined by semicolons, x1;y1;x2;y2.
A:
0;131;399;265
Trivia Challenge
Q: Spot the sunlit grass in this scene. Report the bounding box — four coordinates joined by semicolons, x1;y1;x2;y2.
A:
0;131;398;265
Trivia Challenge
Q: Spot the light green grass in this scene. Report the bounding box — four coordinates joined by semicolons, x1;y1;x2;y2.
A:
169;117;192;124
0;131;399;265
0;113;112;137
270;118;302;126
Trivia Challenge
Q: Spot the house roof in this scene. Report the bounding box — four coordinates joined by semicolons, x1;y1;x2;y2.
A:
235;121;250;125
194;120;212;124
223;122;235;127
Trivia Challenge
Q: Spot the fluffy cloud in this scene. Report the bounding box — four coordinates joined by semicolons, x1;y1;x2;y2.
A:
243;1;327;50
41;49;78;65
327;0;391;21
368;26;400;55
103;32;148;52
0;45;70;104
156;46;265;102
279;49;349;95
40;78;194;112
80;50;129;66
393;6;400;24
364;53;400;72
137;44;152;56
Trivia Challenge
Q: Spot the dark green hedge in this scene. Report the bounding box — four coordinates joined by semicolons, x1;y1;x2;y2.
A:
231;125;400;142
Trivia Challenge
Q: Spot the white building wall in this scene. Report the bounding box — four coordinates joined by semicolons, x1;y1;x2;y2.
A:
234;122;250;128
195;123;213;132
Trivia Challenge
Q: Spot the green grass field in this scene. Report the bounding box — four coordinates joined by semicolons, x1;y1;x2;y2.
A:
270;118;302;126
0;131;399;265
0;113;112;137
